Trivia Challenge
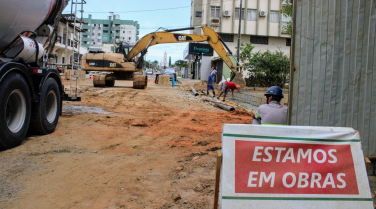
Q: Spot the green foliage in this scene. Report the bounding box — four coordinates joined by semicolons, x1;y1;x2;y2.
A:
240;43;290;88
174;60;188;70
145;60;151;68
281;0;293;36
169;56;171;66
147;60;160;70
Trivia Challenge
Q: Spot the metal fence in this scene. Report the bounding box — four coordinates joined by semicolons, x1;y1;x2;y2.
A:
289;0;376;156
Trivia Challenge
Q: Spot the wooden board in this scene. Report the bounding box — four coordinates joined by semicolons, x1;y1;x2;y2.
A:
214;150;222;209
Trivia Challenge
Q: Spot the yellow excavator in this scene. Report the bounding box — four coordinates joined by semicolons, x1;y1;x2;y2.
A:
81;25;245;89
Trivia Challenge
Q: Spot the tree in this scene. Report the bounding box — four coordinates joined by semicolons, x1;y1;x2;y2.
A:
240;42;290;87
169;56;171;67
151;60;159;70
174;60;188;71
281;0;293;36
145;60;151;68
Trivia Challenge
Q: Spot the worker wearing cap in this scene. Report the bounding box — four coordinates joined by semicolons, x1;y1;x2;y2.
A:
217;79;226;97
252;86;288;125
207;71;216;97
217;80;240;101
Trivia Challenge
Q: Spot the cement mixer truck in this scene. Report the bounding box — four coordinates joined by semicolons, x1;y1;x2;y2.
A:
0;0;68;150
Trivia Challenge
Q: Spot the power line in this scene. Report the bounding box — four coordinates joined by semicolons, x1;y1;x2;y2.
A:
85;0;239;14
86;5;190;13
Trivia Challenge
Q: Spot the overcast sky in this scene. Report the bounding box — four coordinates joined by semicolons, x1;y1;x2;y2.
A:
64;0;191;64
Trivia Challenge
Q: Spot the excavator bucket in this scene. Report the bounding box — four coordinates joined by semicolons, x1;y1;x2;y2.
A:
232;72;246;88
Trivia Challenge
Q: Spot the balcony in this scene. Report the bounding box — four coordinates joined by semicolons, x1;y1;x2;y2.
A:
82;25;90;30
57;35;62;44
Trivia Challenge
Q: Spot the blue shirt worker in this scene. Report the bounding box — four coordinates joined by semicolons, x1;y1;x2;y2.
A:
207;71;216;97
252;86;288;125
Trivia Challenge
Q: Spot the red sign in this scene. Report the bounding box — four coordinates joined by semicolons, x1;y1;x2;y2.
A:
235;140;358;194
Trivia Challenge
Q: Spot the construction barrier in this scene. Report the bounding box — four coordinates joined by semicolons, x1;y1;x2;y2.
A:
157;75;170;86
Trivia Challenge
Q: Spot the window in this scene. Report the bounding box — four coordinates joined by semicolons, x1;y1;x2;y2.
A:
281;10;292;33
98;33;101;36
92;33;94;35
123;31;125;33
128;31;131;34
219;34;234;42
104;24;109;27
195;11;202;17
103;30;108;33
270;11;280;22
98;39;101;42
286;38;291;46
211;6;220;17
250;36;269;45
247;9;257;21
93;42;95;44
211;19;220;24
282;13;291;22
235;8;245;19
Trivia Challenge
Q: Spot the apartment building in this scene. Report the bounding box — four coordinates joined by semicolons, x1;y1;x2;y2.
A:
51;17;87;65
188;0;291;80
81;14;140;49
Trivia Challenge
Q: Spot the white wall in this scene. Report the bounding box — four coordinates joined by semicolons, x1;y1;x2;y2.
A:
119;25;137;45
201;56;212;80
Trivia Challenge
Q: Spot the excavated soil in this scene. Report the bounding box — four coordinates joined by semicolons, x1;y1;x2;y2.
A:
0;79;253;209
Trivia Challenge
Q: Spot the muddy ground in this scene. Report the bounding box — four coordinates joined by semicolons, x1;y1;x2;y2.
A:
0;79;253;209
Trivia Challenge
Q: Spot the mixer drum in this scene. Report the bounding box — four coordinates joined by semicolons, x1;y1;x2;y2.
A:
0;0;61;51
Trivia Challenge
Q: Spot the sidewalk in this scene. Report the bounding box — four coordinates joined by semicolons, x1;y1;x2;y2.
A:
177;77;263;112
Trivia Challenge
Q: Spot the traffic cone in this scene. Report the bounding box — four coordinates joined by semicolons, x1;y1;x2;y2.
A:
90;74;93;80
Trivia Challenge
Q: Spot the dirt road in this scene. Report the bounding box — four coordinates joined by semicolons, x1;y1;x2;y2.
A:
0;79;253;209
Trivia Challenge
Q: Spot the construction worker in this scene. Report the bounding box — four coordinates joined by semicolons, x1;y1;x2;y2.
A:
252;86;288;125
210;66;217;75
210;67;217;83
217;80;240;101
207;71;216;97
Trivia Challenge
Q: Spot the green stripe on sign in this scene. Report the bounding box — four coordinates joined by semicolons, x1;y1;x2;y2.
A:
222;134;361;143
222;196;373;201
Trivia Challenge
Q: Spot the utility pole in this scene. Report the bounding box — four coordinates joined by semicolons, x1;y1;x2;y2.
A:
236;0;242;72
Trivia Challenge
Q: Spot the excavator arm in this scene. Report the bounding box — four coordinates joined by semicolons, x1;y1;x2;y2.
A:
126;26;242;78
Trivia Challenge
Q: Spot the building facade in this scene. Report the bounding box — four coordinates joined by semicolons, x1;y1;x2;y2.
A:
189;0;291;80
160;51;169;69
81;14;140;49
52;17;87;65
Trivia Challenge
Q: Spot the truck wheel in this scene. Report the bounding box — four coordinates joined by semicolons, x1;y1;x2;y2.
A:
0;73;31;150
29;78;61;135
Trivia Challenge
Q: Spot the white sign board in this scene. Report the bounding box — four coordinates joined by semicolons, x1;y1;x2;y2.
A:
221;124;372;209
